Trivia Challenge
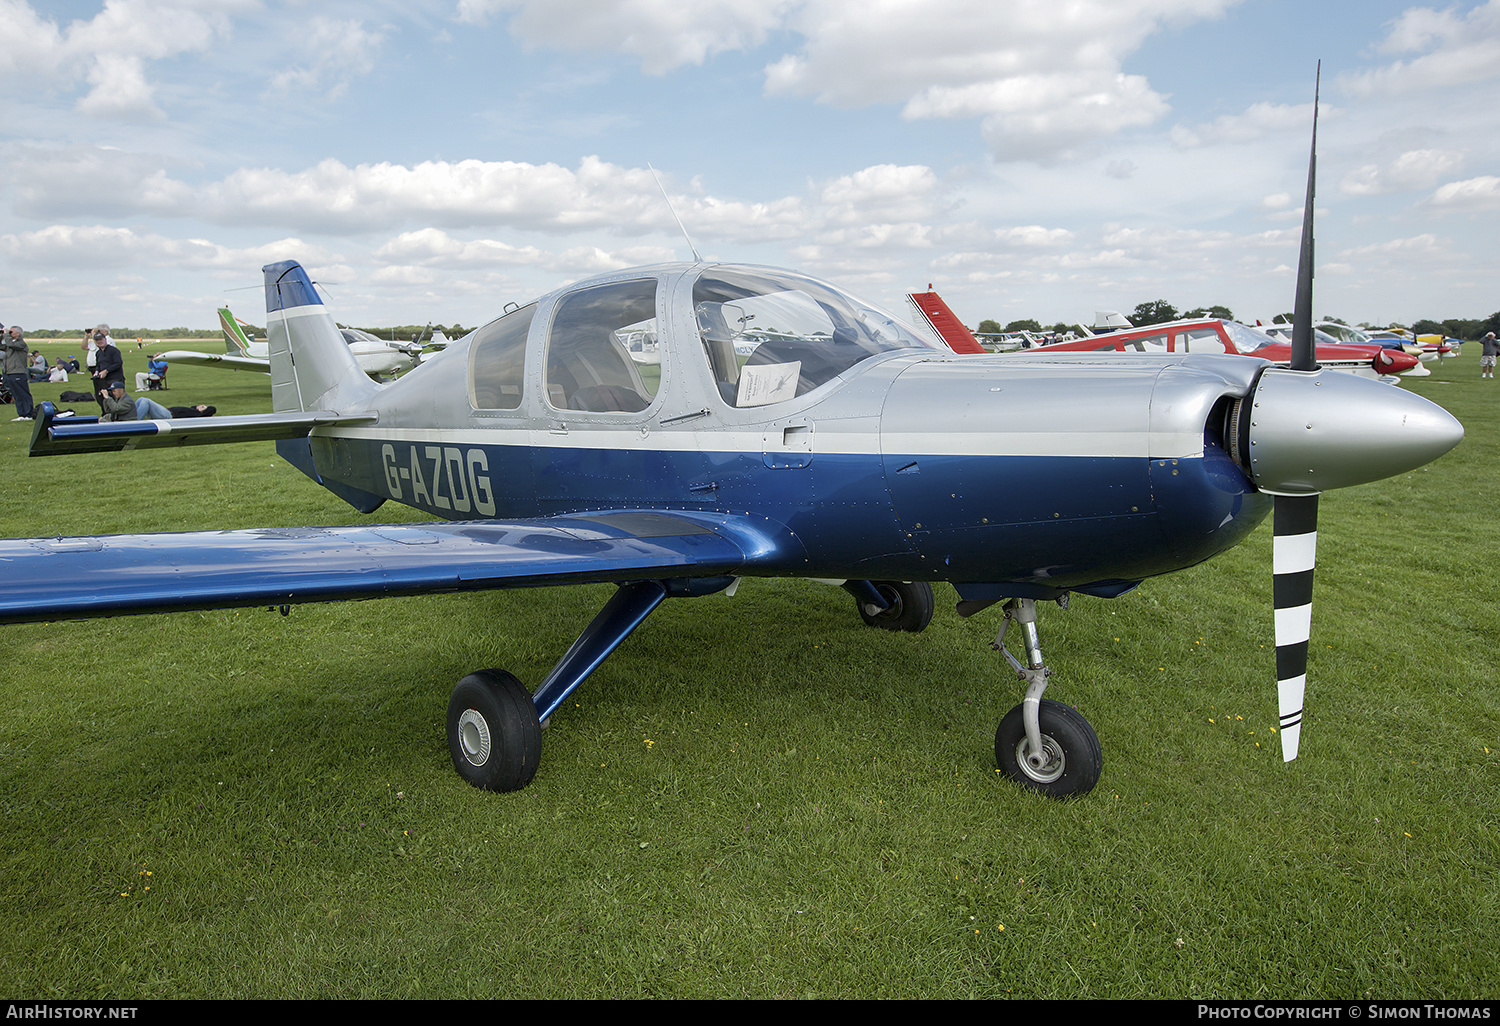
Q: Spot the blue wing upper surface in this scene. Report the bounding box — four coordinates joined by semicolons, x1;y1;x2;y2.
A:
0;510;779;625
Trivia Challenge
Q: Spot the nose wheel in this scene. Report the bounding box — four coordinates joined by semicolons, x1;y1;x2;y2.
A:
983;597;1103;798
995;698;1101;798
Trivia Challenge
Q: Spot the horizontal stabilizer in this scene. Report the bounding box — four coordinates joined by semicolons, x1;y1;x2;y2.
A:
27;402;376;457
0;511;756;624
157;350;270;373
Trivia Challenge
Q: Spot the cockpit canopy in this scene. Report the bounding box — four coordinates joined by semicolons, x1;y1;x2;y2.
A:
468;263;941;415
693;266;938;407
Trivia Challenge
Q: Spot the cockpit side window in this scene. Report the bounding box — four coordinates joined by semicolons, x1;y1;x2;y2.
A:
469;303;536;410
693;267;934;408
544;279;659;413
1116;332;1168;353
1179;328;1225;353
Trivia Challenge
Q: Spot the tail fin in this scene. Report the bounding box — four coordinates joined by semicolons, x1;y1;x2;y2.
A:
218;307;255;356
907;290;986;354
262;261;377;413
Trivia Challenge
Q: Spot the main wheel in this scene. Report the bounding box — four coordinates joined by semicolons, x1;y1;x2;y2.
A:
994;699;1102;798
446;669;542;792
857;581;934;633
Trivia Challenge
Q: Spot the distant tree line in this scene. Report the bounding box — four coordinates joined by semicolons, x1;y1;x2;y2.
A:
15;323;472;342
21;326;219;339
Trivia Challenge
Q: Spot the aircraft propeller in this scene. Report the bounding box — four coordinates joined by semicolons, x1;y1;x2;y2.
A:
1220;67;1459;764
1272;66;1322;761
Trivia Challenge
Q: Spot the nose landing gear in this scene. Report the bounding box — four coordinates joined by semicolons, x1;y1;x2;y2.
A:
986;597;1102;798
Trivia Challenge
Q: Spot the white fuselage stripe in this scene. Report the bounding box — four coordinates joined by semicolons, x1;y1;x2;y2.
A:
322;424;1206;461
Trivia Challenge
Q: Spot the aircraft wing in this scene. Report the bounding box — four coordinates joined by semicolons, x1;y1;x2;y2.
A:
157;350;271;372
0;510;759;626
27;403;376;456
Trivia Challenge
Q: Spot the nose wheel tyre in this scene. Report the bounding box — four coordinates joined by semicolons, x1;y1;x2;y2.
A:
857;580;934;633
995;698;1102;798
447;669;542;792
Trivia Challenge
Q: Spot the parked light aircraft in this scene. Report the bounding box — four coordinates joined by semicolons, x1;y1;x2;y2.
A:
159;307;426;380
1259;320;1443;376
1037;317;1421;381
0;84;1466;799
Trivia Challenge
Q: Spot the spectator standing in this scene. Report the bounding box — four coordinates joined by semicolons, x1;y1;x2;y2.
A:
3;324;35;420
91;325;121;409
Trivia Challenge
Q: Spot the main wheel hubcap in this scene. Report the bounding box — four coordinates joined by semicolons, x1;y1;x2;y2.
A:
457;709;492;767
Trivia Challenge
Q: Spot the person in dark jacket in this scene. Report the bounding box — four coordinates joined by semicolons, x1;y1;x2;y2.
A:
90;326;122;410
3;324;35;420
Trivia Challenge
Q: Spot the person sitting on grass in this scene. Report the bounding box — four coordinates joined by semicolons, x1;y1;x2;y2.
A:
98;380;172;422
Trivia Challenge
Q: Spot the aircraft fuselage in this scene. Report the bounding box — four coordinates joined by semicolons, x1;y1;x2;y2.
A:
281;262;1271;602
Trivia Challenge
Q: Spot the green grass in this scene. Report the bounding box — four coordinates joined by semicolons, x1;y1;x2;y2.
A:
1;347;1497;998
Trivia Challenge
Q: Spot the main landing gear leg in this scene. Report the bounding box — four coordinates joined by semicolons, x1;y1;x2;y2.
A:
446;580;669;792
989;597;1102;798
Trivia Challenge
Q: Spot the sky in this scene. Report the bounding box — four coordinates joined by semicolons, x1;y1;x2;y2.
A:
2;0;1498;334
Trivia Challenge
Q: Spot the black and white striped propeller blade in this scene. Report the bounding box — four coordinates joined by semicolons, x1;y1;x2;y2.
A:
1273;65;1321;762
1273;494;1316;760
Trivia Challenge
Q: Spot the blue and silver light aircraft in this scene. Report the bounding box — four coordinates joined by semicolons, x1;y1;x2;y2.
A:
0;92;1466;798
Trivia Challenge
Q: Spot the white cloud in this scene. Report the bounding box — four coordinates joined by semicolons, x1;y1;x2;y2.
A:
1339;149;1466;196
0;224;336;271
993;225;1072;248
267;16;385;99
456;0;1238;160
371;227;678;281
75;54;163;120
4;151;889;246
1334;234;1446;266
0;0;251;119
1429;175;1500;211
1170;101;1316;148
763;0;1236;160
174;155;666;234
5;146;195;219
375;228;547;267
1341;0;1500;96
460;0;791;74
818;164;941;225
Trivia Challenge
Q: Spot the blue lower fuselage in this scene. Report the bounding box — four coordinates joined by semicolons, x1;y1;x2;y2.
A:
298;432;1269;600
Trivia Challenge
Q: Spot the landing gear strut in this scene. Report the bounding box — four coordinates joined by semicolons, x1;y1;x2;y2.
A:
446;580;672;792
987;597;1101;798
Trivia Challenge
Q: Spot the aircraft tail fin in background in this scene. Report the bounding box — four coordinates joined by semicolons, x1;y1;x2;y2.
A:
262;261;377;414
217;307;254;357
907;290;986;354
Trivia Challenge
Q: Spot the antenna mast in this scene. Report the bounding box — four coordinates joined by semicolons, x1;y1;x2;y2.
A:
648;164;703;263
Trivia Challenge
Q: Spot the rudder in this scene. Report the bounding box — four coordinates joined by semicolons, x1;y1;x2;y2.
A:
262;261;374;413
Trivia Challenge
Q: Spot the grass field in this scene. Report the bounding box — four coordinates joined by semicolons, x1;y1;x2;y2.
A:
1;342;1496;999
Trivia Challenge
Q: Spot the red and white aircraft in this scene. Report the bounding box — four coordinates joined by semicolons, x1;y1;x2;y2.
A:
1034;317;1419;382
